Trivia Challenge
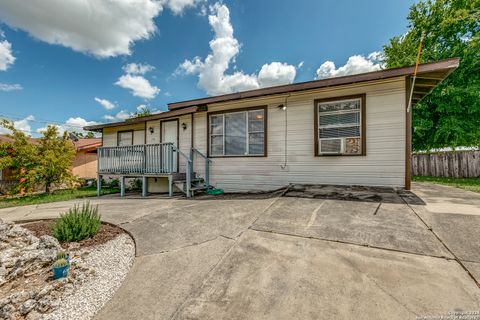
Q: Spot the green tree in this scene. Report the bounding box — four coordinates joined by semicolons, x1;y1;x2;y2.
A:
0;121;77;193
71;131;95;139
131;106;152;118
35;125;77;193
0;120;39;193
383;0;480;151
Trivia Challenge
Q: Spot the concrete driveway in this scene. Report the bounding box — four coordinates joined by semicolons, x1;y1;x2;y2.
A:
1;183;479;319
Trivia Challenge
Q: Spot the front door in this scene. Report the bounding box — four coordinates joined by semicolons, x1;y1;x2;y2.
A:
161;120;178;172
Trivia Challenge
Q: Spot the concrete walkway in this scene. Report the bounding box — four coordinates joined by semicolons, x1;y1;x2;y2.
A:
1;183;479;319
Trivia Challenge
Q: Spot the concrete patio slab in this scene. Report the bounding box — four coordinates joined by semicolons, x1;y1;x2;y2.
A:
174;230;480;320
410;182;480;263
95;236;235;320
1;183;479;319
252;197;451;258
412;206;480;263
124;198;276;256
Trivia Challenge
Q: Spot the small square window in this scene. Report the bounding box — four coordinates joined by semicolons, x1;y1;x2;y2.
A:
315;95;365;156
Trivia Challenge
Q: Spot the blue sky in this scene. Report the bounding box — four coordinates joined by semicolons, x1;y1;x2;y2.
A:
0;0;416;136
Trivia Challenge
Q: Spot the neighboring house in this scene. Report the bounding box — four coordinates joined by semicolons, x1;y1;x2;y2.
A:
71;138;102;179
84;58;459;197
0;135;101;193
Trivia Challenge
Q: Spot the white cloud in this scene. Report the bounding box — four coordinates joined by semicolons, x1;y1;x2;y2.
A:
0;83;22;91
178;3;296;96
297;61;304;68
36;117;100;135
0;0;202;58
136;104;147;111
94;97;116;110
316;51;383;79
103;110;132;122
0;115;35;134
0;38;15;71
161;0;202;15
122;63;155;75
258;62;296;88
115;74;160;99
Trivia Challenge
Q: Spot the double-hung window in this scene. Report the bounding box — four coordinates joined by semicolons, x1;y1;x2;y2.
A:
117;131;133;146
315;95;365;156
209;107;266;157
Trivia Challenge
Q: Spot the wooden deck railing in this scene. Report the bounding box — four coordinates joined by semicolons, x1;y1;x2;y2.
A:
97;143;176;174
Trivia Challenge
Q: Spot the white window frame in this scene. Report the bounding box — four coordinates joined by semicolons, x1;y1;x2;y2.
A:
208;108;266;157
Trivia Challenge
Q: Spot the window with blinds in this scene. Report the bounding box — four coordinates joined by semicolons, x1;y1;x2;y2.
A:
117;131;133;146
209;108;266;157
316;96;364;155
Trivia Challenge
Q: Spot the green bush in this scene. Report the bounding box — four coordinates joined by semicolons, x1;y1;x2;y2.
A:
52;202;101;242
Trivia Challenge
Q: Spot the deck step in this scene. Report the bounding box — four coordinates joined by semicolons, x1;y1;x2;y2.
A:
173;178;204;184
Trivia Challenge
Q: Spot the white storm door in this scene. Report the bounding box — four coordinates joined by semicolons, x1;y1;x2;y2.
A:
161;120;178;172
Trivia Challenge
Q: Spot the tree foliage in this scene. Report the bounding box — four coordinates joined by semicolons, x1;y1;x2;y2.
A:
131;106;152;118
383;0;480;151
71;131;95;139
0;121;77;193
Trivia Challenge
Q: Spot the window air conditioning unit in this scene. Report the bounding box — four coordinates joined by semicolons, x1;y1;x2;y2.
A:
320;138;344;154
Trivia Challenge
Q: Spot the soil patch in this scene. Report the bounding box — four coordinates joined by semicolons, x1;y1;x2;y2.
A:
22;221;125;248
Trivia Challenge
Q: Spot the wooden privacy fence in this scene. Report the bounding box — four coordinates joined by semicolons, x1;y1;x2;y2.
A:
412;151;480;178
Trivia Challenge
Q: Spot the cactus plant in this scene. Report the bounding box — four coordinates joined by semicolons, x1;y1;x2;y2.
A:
54;258;68;268
56;251;67;260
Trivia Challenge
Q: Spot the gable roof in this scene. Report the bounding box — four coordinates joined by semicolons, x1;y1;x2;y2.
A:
84;58;459;132
0;134;39;145
73;138;102;151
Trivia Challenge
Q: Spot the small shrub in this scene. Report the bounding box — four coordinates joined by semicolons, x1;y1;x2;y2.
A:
52;202;101;242
128;178;142;191
105;178;119;189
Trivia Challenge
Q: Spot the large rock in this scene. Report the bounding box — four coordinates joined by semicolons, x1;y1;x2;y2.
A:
38;235;61;250
0;220;93;319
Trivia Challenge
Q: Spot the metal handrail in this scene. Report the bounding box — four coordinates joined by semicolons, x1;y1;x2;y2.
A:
192;148;211;162
192;148;210;189
98;142;173;150
173;146;192;197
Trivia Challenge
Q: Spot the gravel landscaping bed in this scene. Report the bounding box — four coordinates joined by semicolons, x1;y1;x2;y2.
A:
0;219;135;320
44;234;134;320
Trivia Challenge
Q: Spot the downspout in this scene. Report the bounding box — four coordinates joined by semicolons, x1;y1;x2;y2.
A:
280;94;291;169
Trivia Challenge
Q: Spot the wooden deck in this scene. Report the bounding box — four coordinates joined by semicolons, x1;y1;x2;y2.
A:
97;143;176;175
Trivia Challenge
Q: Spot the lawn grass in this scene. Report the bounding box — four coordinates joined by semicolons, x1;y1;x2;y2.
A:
413;176;480;193
0;186;119;209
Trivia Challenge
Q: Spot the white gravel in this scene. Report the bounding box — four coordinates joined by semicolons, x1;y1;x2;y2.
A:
42;234;135;320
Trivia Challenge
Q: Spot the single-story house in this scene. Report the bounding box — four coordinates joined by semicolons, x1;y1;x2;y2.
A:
84;58;460;197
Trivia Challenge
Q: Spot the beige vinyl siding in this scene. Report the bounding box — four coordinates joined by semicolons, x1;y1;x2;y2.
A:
145;120;161;144
134;130;145;145
178;115;192;172
193;77;406;192
103;123;145;147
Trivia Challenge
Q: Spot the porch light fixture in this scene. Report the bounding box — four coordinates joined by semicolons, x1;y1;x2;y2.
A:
181;122;187;130
277;104;286;111
149;127;154;134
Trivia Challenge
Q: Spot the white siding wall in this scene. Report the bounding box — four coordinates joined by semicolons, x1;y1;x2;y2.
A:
145;120;161;144
193;78;407;191
178;115;192;172
103;123;145;147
